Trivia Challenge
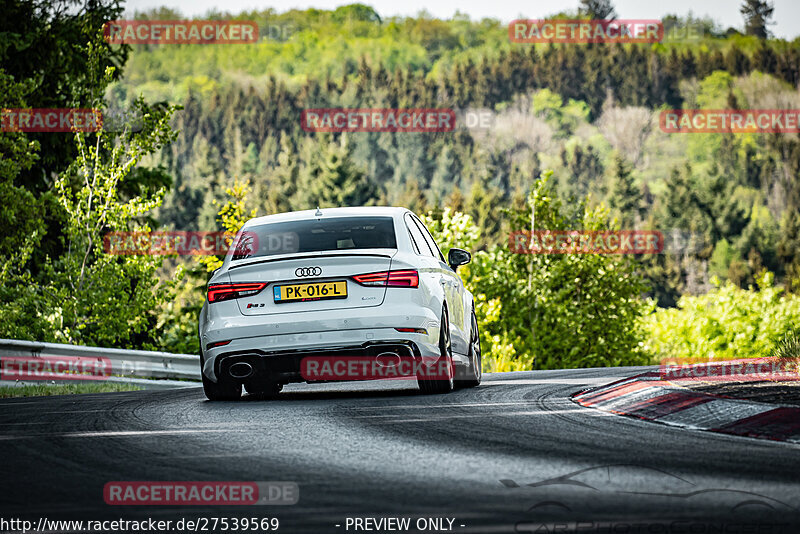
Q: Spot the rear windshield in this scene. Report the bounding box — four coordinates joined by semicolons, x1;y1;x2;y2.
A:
230;216;397;261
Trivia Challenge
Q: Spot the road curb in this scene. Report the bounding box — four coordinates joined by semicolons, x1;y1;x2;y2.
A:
571;371;800;444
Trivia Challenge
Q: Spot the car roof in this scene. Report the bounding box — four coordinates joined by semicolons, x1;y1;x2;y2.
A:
242;206;414;227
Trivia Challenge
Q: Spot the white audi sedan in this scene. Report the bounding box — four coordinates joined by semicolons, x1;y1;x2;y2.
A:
198;207;481;400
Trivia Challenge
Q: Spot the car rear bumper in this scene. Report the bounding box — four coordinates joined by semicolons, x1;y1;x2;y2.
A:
211;340;428;384
202;331;448;383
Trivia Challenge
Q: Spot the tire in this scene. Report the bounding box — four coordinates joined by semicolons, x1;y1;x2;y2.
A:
418;310;455;394
456;309;481;388
200;351;241;401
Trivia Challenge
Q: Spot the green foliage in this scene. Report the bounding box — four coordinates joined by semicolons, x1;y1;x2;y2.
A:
579;0;617;20
773;329;800;369
0;41;182;349
198;179;258;273
35;95;179;347
424;176;651;371
331;4;382;24
419;209;515;369
532;89;592;137
642;271;800;364
709;238;741;280
118;13;800;300
740;0;775;38
154;265;205;355
606;153;641;227
1;0;130;192
294;135;377;209
420;208;480;256
4;3;800;371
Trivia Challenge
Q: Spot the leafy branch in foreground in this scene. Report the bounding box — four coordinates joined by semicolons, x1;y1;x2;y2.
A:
0;34;182;347
45;89;180;346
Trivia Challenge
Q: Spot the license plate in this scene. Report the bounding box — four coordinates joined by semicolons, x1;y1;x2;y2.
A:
273;281;347;303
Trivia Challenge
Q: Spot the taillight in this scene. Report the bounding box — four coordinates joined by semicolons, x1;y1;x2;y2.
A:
395;327;427;334
207;282;267;303
352;270;419;288
206;340;232;350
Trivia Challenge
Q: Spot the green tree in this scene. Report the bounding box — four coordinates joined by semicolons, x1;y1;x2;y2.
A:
295;135;377;209
0;93;180;346
436;174;651;371
606;153;641;227
0;72;48;284
560;144;603;202
579;0;617;19
778;211;800;293
740;0;774;38
1;0;129;192
331;4;382;24
256;133;298;215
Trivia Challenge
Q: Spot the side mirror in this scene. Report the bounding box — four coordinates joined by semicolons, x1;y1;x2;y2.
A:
448;248;471;271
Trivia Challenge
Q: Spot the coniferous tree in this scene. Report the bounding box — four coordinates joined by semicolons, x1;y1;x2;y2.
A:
579;0;617;19
561;145;603;202
256;133;298;215
396;178;429;215
778;211;800;292
606;154;640;227
296;135;377;209
465;177;504;245
741;0;774;38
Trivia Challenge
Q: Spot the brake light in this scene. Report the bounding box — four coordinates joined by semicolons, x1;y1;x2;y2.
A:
352;270;419;288
207;282;267;303
395;327;428;334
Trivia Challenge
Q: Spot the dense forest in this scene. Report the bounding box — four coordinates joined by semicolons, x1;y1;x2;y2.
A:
2;0;800;370
108;3;800;304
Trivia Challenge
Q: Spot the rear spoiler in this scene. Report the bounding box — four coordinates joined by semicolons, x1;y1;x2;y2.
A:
228;250;397;270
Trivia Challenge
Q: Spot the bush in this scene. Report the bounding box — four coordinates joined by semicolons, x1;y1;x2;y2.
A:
424;174;652;371
642;271;800;364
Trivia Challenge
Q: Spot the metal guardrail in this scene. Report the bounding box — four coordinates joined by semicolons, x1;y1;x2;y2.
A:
0;338;200;388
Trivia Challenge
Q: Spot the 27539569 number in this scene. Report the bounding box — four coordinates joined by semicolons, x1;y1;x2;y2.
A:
191;517;279;531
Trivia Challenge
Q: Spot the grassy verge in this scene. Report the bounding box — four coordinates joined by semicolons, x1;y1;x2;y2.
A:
0;382;143;399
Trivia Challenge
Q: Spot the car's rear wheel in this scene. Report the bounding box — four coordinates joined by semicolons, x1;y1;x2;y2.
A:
202;372;241;401
200;352;242;401
456;309;481;388
418;310;454;394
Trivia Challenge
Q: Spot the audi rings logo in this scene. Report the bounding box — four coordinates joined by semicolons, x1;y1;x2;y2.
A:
295;266;322;277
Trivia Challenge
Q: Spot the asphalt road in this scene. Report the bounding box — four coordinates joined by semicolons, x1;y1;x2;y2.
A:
1;367;799;533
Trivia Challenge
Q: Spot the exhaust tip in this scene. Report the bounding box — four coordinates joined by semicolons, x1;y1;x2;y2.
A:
376;352;401;367
229;362;254;379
